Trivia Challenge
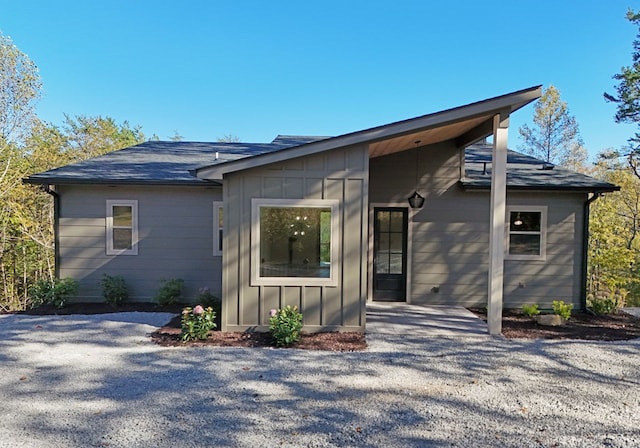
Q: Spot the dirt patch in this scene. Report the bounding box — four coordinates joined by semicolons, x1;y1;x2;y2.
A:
468;308;640;341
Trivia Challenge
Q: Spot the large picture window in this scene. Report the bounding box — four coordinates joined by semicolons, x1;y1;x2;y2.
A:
106;200;138;255
251;199;339;286
506;206;546;260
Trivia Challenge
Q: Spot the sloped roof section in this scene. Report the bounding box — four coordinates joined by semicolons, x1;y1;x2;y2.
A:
462;144;618;192
24;136;327;186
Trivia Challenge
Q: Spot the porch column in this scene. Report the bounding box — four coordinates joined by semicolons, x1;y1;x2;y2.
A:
487;112;509;335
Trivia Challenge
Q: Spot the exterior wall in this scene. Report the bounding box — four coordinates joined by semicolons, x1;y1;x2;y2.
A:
369;141;587;309
222;144;368;332
57;184;222;302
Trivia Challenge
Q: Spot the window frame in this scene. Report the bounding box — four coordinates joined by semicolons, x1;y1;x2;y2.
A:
213;201;223;256
505;205;547;261
106;200;138;256
251;198;340;286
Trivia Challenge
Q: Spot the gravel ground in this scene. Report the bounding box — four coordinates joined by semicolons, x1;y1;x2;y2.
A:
0;312;639;448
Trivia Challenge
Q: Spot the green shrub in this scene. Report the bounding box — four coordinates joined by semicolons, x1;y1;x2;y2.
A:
521;304;540;317
587;290;627;315
100;274;128;305
195;287;220;311
155;278;184;305
269;305;303;347
180;305;216;342
552;300;573;320
30;277;78;309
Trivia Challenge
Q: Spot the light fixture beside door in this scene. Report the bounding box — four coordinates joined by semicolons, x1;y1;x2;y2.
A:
408;140;425;209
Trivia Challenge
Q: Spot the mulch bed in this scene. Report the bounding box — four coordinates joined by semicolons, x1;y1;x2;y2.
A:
12;303;640;347
469;308;640;341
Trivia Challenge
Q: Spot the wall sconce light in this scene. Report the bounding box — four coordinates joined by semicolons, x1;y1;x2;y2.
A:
513;212;523;226
407;140;424;209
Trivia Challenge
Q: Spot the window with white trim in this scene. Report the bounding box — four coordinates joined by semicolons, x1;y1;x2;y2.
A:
106;200;138;255
213;201;223;256
251;198;339;286
506;206;547;260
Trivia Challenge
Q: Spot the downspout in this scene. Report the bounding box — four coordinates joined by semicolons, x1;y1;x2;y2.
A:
41;184;60;279
580;192;602;311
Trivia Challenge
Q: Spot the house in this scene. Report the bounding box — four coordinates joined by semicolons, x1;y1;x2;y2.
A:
25;86;618;335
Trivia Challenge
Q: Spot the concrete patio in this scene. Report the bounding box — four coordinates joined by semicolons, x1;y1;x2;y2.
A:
366;302;489;338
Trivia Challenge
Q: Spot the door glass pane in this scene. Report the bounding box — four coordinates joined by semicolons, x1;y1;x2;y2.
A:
377;211;390;232
390;211;404;232
376;253;389;274
390;233;403;252
378;233;390;252
389;253;403;274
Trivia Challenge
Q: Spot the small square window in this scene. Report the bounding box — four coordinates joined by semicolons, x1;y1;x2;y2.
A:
506;206;546;260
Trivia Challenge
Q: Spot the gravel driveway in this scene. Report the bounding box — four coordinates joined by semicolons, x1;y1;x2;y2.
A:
1;312;639;448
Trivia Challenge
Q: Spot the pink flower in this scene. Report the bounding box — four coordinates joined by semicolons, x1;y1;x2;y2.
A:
193;305;204;315
269;308;277;317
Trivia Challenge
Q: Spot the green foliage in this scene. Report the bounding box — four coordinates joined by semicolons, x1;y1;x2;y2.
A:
30;277;78;309
195;287;221;313
521;304;540;317
269;305;303;347
155;278;184;306
587;290;627;315
180;305;216;342
100;274;128;305
552;300;573;320
518;85;586;170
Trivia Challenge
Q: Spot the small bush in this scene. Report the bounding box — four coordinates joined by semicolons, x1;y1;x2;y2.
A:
155;278;184;305
588;290;627;315
521;304;540;317
100;274;128;305
30;277;78;309
552;300;573;320
269;305;303;347
180;305;216;342
195;287;221;311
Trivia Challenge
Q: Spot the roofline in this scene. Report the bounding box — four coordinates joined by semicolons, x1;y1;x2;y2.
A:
460;183;620;193
23;177;222;187
195;86;542;180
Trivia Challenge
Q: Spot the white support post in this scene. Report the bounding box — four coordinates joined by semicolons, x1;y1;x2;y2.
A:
488;113;509;335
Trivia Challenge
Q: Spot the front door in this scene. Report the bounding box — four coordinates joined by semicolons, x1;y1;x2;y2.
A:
373;207;408;301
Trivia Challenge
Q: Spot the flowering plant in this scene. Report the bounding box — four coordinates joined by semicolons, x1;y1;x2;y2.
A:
269;305;303;347
180;305;216;342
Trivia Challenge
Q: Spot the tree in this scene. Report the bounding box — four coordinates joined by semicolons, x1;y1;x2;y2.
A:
518;85;586;168
217;133;240;143
604;9;640;178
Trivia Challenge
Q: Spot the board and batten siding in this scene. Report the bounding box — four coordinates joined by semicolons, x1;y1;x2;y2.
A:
57;184;222;302
222;144;368;332
369;141;587;309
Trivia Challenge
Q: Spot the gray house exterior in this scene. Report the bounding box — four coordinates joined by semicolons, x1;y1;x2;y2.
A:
25;87;617;334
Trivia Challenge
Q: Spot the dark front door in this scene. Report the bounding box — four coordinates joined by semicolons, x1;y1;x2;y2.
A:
373;207;408;301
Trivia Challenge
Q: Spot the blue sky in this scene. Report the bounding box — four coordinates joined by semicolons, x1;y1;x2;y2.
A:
1;1;638;159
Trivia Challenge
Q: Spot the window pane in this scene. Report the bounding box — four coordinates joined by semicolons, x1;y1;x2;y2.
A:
389;253;403;274
377;211;390;232
376;252;390;274
113;228;133;250
390;211;404;232
390;233;403;252
218;208;224;228
260;206;331;278
510;211;540;231
509;234;541;255
113;206;132;226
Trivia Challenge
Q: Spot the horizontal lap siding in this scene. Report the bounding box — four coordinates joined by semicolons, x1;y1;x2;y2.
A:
370;143;587;309
58;185;222;302
223;145;368;332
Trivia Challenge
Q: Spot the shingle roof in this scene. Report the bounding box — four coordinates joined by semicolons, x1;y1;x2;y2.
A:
24;135;328;186
462;144;618;192
24;136;616;193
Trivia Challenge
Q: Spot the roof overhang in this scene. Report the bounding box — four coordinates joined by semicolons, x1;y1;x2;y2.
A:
195;86;542;180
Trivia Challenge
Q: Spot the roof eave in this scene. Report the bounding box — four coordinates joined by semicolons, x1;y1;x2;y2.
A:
23;177;222;187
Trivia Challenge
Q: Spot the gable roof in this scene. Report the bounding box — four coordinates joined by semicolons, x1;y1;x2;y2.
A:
23;86;617;193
